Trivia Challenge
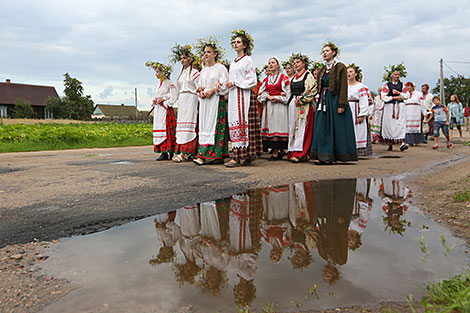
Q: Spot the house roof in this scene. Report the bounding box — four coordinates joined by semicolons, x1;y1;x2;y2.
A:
94;104;138;117
0;81;59;107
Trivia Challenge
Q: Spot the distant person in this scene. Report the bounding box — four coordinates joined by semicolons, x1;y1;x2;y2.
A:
381;70;410;151
403;82;426;145
424;96;452;149
371;87;384;143
447;94;464;139
420;84;434;141
464;98;470;133
146;61;177;161
283;61;295;80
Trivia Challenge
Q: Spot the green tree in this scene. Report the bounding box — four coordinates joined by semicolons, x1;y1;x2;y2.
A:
14;98;36;118
62;73;94;120
432;75;470;105
45;96;70;119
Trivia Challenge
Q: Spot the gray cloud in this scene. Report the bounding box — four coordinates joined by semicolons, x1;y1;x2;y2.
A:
99;86;114;99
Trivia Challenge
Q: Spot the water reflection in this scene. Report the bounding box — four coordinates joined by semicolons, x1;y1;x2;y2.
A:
149;178;413;307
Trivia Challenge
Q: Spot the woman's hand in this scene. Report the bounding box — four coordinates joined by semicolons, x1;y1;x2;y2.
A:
199;90;206;98
204;88;215;98
338;107;345;114
392;89;401;95
226;81;234;89
358;116;364;124
156;98;164;105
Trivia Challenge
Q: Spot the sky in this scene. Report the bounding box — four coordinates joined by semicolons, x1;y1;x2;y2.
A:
1;0;470;111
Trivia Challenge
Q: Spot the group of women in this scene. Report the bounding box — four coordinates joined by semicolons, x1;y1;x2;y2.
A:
148;30;370;168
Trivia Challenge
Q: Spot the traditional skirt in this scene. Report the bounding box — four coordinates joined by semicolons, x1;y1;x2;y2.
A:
197;98;229;160
154;108;176;153
231;93;263;161
177;136;198;155
357;120;373;157
288;106;314;159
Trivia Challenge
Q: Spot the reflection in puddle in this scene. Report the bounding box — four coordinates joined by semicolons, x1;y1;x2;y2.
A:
110;160;136;165
40;178;469;313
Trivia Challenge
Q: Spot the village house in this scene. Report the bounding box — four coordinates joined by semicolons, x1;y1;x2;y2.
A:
0;79;60;118
92;104;146;119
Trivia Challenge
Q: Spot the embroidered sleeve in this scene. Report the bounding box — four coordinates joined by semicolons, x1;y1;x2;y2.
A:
358;86;369;117
299;73;317;105
233;58;257;90
216;64;230;96
400;86;410;101
381;83;393;103
257;78;268;103
275;74;290;104
162;81;178;108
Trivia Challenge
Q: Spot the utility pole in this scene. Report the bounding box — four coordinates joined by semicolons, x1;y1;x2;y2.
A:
134;88;138;118
440;58;445;105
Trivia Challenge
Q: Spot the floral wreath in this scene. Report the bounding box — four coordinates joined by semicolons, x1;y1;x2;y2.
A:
281;59;293;70
145;61;173;79
255;67;263;80
192;54;203;71
289;52;311;68
309;61;324;73
322;40;341;58
383;63;407;82
169;43;193;64
230;28;254;56
347;63;363;81
194;35;226;62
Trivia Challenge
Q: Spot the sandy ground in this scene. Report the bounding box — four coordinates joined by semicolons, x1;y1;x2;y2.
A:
0;133;469;313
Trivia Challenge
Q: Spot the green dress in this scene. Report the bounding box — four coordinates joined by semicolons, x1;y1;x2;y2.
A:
310;74;358;163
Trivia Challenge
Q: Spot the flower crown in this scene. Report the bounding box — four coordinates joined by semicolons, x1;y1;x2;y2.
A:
309;61;324;73
383;63;407;82
347;63;363;81
192;54;203;71
230;28;254;56
169;43;193;64
194;35;226;62
145;61;173;79
289;52;311;68
281;59;293;69
255;67;263;80
322;40;341;58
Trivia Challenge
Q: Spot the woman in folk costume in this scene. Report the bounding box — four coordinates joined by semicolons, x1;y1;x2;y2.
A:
169;43;201;162
257;57;291;160
371;87;384;143
403;82;426;145
149;211;181;266
282;60;295;80
380;64;410;151
310;42;358;164
224;29;263;167
348;178;372;251
287;53;317;163
347;64;373;157
146;61;178;161
193;36;230;165
378;177;412;235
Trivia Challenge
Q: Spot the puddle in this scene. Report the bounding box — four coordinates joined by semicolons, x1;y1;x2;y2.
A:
110;160;136;165
40;178;469;313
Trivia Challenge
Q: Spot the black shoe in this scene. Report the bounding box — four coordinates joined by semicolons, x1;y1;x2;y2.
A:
387;145;393;151
156;153;169;161
400;144;408;151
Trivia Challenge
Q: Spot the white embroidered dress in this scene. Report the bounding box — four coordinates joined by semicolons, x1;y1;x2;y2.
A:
227;55;257;149
404;91;427;134
197;63;229;146
153;79;177;146
381;82;410;142
175;67;200;144
348;83;369;148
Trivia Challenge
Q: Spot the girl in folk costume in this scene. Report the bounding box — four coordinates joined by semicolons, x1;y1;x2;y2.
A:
287;53;317;163
193;36;230;165
348;178;372;251
169;43;201;162
347;64;373;157
257;57;291;161
371;87;384;143
225;29;263;167
404;82;427;145
282;60;295;80
146;61;178;161
310;42;358;164
380;64;410;151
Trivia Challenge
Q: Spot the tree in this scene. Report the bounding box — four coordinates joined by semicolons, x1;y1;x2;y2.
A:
432;75;470;105
45;96;70;119
62;73;94;120
14;98;36;118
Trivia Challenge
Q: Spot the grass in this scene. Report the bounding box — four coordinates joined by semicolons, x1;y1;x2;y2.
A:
452;189;470;202
408;269;470;312
0;122;152;153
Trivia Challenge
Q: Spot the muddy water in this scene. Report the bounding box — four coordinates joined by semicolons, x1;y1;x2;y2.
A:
40;178;469;313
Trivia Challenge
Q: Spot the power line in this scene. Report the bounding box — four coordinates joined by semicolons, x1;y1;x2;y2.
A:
445;61;470;64
443;62;462;76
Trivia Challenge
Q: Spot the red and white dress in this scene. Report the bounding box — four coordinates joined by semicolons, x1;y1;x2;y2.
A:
404;90;427;145
153;79;178;153
348;82;372;155
257;73;290;149
175;67;200;155
380;82;410;145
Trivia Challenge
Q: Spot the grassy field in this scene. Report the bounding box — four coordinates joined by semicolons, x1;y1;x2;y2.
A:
0;121;152;153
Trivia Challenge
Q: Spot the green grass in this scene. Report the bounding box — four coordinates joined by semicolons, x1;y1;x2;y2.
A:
409;269;470;312
0;122;153;153
453;189;470;202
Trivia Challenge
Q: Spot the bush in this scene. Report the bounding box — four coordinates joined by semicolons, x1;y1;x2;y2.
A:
14;98;36;118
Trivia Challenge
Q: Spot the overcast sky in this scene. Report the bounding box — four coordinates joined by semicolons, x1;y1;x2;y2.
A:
1;0;470;110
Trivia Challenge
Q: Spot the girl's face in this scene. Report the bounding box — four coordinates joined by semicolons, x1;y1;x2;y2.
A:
156;68;162;79
450;95;456;102
285;64;294;76
313;68;319;79
232;36;246;53
322;46;335;61
293;58;305;73
180;55;191;68
204;46;217;63
268;58;279;73
346;68;356;81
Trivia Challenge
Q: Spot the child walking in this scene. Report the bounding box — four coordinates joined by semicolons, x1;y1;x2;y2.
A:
424;96;451;149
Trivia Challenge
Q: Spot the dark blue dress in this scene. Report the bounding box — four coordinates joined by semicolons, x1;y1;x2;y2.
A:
310;74;358;162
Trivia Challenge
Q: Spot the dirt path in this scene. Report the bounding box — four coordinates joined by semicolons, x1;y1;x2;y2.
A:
1;135;469;312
